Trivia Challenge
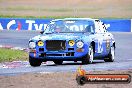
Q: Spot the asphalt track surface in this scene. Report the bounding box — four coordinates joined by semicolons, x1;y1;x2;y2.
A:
0;31;132;75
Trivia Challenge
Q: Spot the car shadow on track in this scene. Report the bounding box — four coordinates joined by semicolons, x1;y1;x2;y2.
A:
46;61;105;66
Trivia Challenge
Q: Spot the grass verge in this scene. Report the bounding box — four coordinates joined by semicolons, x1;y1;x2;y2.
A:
0;15;129;19
0;48;28;62
0;15;81;19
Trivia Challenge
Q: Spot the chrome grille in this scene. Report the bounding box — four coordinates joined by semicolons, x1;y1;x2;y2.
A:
46;40;66;51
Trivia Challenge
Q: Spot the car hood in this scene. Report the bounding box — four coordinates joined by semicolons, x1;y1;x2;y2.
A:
31;33;90;41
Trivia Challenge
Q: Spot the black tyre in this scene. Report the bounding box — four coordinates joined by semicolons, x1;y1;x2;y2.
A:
82;45;94;64
29;57;42;67
76;76;86;85
104;46;115;62
53;60;63;65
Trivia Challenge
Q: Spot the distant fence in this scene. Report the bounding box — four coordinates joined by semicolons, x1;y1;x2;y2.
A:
0;18;131;32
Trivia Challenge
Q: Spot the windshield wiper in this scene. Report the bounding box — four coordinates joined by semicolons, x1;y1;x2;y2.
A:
58;32;86;33
45;32;53;34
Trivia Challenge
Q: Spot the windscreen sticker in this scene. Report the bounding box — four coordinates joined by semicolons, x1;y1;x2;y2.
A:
67;25;88;31
65;21;75;24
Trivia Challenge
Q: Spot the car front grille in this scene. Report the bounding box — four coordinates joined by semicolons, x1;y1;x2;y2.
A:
46;40;66;51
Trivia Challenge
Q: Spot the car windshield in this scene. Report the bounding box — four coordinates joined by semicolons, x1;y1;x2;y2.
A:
44;20;95;33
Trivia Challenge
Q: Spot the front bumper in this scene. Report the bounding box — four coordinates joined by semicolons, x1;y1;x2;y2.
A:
29;44;89;61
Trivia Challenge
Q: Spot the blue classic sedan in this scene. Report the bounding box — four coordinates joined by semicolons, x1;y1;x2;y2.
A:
28;18;115;66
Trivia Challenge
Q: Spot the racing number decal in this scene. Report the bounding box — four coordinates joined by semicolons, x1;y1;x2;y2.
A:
97;38;103;53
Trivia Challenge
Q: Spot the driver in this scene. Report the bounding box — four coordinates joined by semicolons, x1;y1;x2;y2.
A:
55;25;61;32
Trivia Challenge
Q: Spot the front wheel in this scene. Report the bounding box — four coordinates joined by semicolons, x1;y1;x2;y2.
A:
29;57;42;67
76;76;86;85
82;45;94;64
104;46;115;62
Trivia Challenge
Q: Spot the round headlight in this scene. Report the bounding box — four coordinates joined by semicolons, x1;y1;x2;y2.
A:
38;41;44;46
69;40;75;46
29;42;36;49
76;41;84;48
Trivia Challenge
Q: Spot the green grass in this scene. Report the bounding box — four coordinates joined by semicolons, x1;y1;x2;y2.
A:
0;14;130;19
0;7;100;12
0;48;28;62
0;15;39;19
0;0;132;19
0;7;73;12
0;14;81;19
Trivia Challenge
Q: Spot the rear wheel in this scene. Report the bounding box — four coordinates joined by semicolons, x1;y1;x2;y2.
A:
82;45;94;64
53;60;63;65
29;57;42;67
104;46;115;62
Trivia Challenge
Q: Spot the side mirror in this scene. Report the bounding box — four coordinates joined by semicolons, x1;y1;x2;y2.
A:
90;31;95;34
104;24;110;29
40;31;44;34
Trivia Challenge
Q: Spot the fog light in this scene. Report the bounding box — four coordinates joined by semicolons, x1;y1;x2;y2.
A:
29;49;36;52
38;41;44;46
69;40;75;46
76;48;84;52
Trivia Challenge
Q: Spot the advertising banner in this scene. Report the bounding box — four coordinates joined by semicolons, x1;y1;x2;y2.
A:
0;18;52;30
0;18;131;32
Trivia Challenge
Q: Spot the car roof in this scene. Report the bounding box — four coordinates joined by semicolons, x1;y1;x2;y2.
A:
52;18;96;22
64;18;93;20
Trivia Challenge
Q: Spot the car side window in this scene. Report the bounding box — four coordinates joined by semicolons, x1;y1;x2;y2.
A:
95;21;106;34
85;25;94;33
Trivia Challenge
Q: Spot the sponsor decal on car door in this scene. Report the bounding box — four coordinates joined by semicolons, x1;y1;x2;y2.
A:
97;37;103;53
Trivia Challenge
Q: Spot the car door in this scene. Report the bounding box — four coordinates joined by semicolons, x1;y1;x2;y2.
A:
94;21;106;56
94;32;104;55
98;23;112;56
